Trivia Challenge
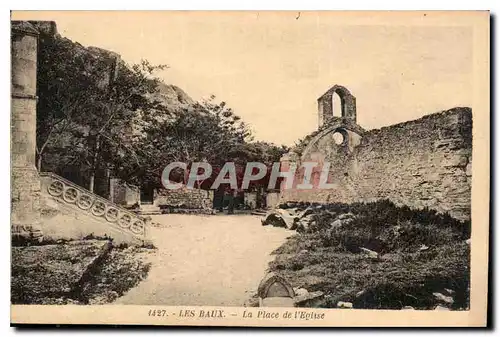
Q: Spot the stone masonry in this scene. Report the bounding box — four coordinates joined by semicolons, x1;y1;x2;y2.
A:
11;21;43;241
11;21;150;245
280;85;472;221
154;187;213;211
109;178;140;207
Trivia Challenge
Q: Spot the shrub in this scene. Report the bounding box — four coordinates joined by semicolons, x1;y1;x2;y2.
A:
269;200;470;310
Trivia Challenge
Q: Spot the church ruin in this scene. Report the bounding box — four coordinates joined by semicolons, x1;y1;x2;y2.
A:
280;85;472;221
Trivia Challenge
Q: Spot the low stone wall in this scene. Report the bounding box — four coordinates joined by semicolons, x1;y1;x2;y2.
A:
154;187;213;210
110;178;140;207
244;192;257;209
266;192;281;209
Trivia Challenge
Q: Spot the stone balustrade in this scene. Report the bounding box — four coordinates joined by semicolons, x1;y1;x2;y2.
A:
39;172;147;238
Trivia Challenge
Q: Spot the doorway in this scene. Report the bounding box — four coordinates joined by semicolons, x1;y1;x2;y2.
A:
140;187;154;205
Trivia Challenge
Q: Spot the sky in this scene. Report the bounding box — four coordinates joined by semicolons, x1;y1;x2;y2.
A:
12;11;473;146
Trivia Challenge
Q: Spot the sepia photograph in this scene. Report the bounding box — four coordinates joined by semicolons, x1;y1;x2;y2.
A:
9;10;489;327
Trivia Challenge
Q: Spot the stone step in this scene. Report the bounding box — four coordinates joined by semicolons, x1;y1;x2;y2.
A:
251;209;268;216
139;205;162;215
140;211;162;215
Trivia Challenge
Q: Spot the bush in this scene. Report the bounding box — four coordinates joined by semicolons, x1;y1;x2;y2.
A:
269;200;470;310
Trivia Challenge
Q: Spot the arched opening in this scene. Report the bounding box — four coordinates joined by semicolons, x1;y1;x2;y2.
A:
332;91;343;118
332;128;348;146
332;131;345;145
318;85;357;128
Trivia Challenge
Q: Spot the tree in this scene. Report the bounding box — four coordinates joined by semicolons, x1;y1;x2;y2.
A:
69;60;168;193
115;96;289;194
35;29;288;199
115;96;253;190
36;29;168;194
35;31;108;172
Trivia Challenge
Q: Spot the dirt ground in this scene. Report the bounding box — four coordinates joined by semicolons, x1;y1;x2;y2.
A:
115;214;293;306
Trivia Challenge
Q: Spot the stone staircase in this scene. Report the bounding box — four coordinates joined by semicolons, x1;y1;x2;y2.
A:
251;209;268;216
139;204;162;215
39;172;149;245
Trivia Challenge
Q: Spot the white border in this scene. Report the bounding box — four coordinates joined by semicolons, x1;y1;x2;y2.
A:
1;1;497;336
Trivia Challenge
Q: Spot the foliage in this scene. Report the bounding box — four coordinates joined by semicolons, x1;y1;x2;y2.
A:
114;96;288;190
270;200;470;310
11;243;154;305
36;31;287;195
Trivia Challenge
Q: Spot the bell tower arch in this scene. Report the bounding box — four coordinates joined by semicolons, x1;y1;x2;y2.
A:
317;85;357;127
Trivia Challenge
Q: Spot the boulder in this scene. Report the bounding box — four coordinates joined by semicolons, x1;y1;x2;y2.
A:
296;214;316;233
262;209;302;229
402;306;415;310
444;288;456;296
296;221;312;233
297;207;315;219
276;209;300;229
432;292;454;304
330;219;343;228
330;213;356;229
286;208;300;215
434;305;451;311
294;291;324;308
337;212;355;221
337;301;353;309
294;288;309;297
261;212;287;228
360;247;379;260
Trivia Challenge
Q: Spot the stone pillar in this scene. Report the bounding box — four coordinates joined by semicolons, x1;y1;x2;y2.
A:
11;21;43;242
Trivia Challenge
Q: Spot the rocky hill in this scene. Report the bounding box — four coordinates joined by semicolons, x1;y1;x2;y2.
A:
29;20;195;194
30;20;194;114
154;82;194;111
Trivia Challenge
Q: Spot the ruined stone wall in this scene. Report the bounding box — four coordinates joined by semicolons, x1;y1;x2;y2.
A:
109;179;140;207
266;191;281;209
244;192;257;209
154;187;213;210
280;108;472;220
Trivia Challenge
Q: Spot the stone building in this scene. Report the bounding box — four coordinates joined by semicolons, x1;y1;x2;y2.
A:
280;85;472;221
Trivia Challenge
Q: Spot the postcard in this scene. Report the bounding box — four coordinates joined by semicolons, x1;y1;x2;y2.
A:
10;10;489;327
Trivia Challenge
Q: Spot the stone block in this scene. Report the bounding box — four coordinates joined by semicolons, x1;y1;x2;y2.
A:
261;297;295;307
337;301;353;308
257;272;295;307
294;291;325;308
